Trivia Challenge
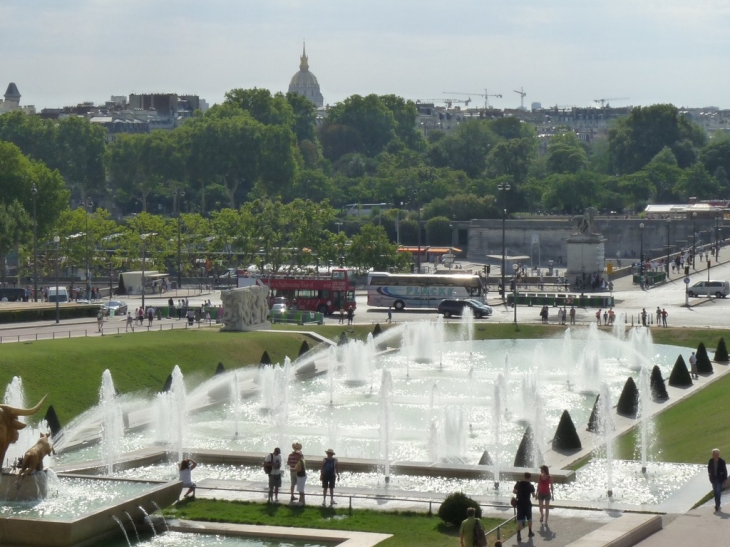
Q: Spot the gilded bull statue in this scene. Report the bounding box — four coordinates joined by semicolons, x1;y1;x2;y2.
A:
17;432;54;482
0;394;47;469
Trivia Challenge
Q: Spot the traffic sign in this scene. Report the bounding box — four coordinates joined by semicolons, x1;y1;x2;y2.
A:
684;277;691;284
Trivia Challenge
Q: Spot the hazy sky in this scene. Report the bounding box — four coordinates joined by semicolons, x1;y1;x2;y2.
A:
2;0;730;110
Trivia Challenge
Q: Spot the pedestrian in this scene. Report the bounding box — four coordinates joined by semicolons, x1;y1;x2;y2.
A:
641;308;647;327
655;307;662;326
147;306;154;326
320;448;340;506
387;306;392;323
263;447;282;504
186;308;195;326
125;312;134;332
513;472;536;541
294;451;307;506
689;351;698;379
287;442;303;504
179;458;197;499
339;308;344;324
595;309;601;325
708;448;728;512
96;308;104;333
569;306;576;325
459;506;485;547
137;307;144;325
347;305;354;326
661;308;668;327
603;309;608;326
537;465;554;525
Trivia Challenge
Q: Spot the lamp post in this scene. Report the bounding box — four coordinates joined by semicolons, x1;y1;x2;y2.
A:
32;183;38;302
108;250;113;303
498;182;511;301
173;188;184;290
639;222;645;287
140;233;149;312
415;195;422;274
715;214;721;261
53;236;60;324
83;197;94;299
512;263;519;324
719;228;723;261
666;219;671;276
692;212;697;269
335;222;343;235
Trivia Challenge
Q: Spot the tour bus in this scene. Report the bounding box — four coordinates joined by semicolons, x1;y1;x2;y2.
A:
367;272;486;310
238;268;356;315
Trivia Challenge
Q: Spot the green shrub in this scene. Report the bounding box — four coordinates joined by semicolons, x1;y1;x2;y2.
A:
0;305;99;324
616;377;639;417
260;351;272;365
437;492;481;526
514;426;538;467
650;365;669;401
372;323;383;337
668;354;692;387
552;410;582;450
587;395;601;432
696;342;713;374
298;340;310;357
715;338;729;362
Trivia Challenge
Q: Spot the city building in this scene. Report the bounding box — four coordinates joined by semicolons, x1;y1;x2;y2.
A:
288;43;324;107
0;83;36;115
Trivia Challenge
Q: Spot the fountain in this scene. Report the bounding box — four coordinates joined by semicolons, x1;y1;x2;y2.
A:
379;369;393;483
155;365;187;463
597;383;615;498
638;365;653;473
100;370;124;475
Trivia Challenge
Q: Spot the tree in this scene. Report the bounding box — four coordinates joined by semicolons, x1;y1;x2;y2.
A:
176;213;212;278
56;207;119;278
486;138;536;186
348;224;406;272
674;163;720;202
425;216;451;246
117;212;172;272
0;201;31;284
609;104;707;174
428;120;496;178
325;94;397;158
546;133;588;174
379;94;424;151
641;148;683;203
105;134;157;213
56;116;107;203
541;172;601;214
223;88;294;127
286;91;317;143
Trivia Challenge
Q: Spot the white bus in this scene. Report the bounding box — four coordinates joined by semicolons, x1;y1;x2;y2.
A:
367;272;486;310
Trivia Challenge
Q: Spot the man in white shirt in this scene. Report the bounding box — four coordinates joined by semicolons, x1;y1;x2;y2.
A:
264;447;283;503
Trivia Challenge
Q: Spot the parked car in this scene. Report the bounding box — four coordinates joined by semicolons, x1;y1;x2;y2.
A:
437;298;493;318
687;281;730;298
270;302;288;314
100;300;129;316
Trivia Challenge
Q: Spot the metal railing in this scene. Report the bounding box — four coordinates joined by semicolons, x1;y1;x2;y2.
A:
0;319;219;344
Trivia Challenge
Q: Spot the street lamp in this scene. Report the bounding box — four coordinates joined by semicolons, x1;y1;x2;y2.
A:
140;233;151;311
53;236;60;324
639;222;645;287
83;198;94;299
512;263;519;324
692;212;697;269
498;182;511;301
32;183;38;302
173;188;184;289
335;222;343;235
715;214;721;261
666;218;671;276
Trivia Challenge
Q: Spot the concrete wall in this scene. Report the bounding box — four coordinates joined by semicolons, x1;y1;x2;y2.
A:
467;218;724;264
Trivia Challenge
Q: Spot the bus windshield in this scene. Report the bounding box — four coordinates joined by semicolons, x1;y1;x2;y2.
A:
366;272;485;311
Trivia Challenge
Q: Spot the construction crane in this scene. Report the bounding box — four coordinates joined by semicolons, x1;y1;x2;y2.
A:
443;89;502;109
513;87;526;110
427;98;472;108
594;97;629;108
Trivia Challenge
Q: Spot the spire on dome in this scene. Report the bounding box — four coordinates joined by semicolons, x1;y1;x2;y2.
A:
299;41;309;71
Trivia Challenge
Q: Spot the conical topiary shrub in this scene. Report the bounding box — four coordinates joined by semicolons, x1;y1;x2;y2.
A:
715;338;729;363
650;365;669;401
162;373;173;392
514;426;540;468
298;340;310;357
44;405;62;437
587;395;601;433
260;351;272;365
552;410;582;451
696;342;713;374
616;377;639;417
214;362;226;376
338;332;349;346
668;354;693;387
478;450;493;466
373;323;383;337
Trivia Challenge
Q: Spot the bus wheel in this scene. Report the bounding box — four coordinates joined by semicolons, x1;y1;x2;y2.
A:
318;304;328;315
394;300;405;311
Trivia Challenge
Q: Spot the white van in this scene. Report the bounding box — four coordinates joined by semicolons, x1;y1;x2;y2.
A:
48;287;69;303
687;281;730;298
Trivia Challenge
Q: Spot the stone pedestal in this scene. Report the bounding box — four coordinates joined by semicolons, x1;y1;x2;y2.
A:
566;234;606;276
0;469;49;501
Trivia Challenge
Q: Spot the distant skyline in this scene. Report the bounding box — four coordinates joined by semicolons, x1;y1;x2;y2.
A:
3;0;730;110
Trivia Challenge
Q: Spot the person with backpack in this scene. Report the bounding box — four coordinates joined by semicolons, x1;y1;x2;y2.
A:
459;507;487;547
287;442;303;503
513;472;536;542
263;447;282;504
294;452;307;506
320;448;340;506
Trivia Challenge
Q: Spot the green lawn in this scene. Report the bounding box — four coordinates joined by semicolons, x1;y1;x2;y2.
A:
167;499;515;547
0;329;311;425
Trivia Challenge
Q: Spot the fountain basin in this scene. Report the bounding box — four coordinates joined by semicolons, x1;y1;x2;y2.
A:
0;479;181;547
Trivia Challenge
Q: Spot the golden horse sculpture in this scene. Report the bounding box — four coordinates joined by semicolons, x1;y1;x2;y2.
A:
0;395;47;469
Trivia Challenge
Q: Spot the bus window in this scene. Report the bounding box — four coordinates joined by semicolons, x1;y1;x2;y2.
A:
332;270;346;280
333;291;344;309
321;290;331;298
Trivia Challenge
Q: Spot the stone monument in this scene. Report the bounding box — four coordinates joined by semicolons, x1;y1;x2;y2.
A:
220;285;271;331
566;207;606;277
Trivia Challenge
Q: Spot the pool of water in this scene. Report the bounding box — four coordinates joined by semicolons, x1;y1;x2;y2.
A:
0;476;155;520
106;532;334;547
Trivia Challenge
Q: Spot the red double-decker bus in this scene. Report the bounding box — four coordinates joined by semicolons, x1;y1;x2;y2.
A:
237;269;357;314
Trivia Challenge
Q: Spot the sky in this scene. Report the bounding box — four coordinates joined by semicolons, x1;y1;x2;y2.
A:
2;0;730;111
